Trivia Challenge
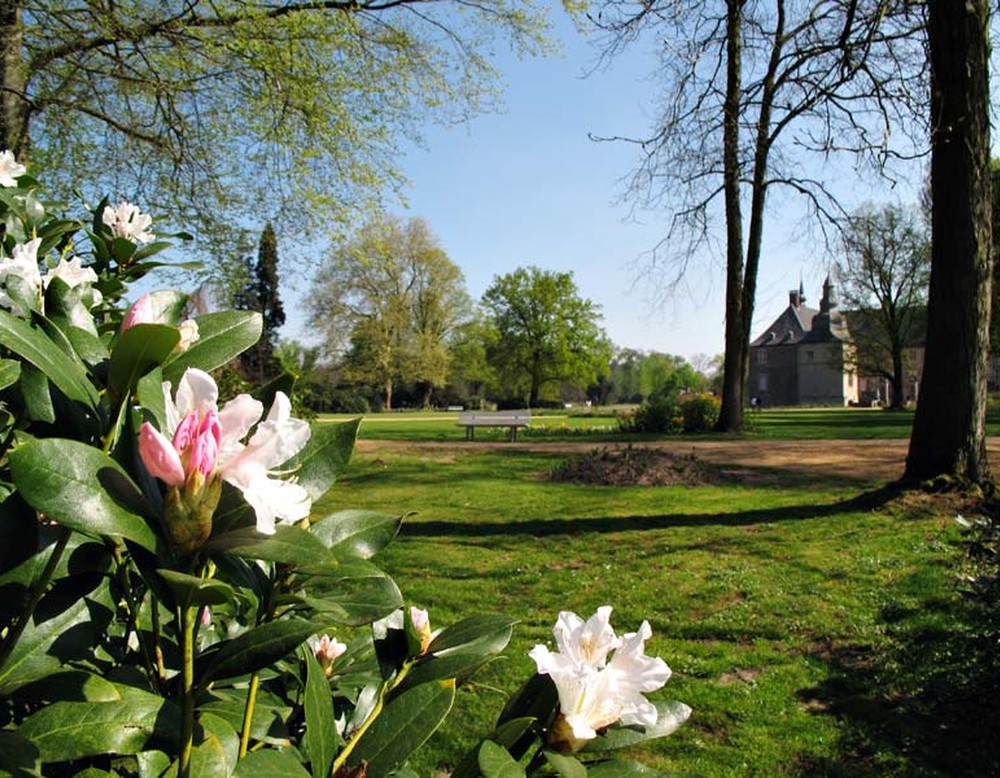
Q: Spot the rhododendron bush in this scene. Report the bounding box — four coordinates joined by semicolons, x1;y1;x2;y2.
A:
0;160;688;777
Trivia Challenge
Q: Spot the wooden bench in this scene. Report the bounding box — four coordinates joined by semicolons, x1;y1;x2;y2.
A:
457;410;531;441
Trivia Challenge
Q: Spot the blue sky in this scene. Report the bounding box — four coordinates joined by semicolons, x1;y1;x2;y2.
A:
284;6;924;363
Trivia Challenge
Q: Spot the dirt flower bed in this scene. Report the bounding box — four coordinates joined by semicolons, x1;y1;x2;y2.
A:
549;445;736;487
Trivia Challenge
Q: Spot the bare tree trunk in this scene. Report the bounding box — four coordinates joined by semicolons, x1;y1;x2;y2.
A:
890;349;904;409
382;380;392;412
715;0;746;433
904;0;992;482
0;0;28;156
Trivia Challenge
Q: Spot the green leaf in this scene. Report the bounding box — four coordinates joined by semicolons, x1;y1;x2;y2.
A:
0;730;40;776
451;718;538;778
162;311;262;382
133;290;189;326
18;363;55;423
196;714;240;776
288;418;360;501
301;573;403;626
157;570;236;607
543;750;587;778
137;367;167;430
345;679;455;776
478;740;526;778
16;670;121;704
9;437;157;552
164;735;229;778
310;510;402;560
582;701;692;752
109;323;180;399
303;649;339;778
198;618;317;686
426;614;517;656
0;357;21;390
43;277;98;336
0;307;99;409
205;524;333;566
0;575;113;695
233;749;310;777
16;691;169;762
136;750;171;778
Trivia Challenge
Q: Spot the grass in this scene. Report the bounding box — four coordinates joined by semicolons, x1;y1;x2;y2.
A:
313;428;1000;777
318;405;1000;443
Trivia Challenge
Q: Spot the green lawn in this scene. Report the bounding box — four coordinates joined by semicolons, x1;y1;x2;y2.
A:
317;405;1000;443
313;432;1000;777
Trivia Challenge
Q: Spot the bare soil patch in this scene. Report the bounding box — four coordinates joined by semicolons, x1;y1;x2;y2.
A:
549;446;735;487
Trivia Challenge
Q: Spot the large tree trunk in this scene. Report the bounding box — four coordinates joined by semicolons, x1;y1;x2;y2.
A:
904;0;992;482
0;0;28;156
715;0;746;433
890;349;904;409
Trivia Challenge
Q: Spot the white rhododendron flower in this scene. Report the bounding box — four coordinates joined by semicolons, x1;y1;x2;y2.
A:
530;608;673;742
103;200;155;243
43;256;102;304
0;150;25;187
148;368;311;534
0;239;43;315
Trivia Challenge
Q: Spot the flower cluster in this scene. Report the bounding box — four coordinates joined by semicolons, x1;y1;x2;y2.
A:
529;606;672;748
139;368;311;546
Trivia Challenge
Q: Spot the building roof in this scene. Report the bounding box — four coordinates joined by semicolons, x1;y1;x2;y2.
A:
751;278;854;347
750;304;819;347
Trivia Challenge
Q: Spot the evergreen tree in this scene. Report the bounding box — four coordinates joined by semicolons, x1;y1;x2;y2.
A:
236;223;286;384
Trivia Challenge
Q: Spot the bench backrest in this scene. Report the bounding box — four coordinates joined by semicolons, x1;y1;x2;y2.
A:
458;410;531;425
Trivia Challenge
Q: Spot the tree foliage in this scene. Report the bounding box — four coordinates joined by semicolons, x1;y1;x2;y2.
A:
233;223;286;384
1;0;550;259
585;0;926;432
308;215;471;410
481;266;611;406
836;204;929;408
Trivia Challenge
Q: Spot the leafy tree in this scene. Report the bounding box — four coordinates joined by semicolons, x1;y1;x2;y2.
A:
906;0;992;483
233;223;286;384
482;266;611;406
446;316;498;407
308;215;470;410
836;204;930;409
585;0;925;432
0;0;548;253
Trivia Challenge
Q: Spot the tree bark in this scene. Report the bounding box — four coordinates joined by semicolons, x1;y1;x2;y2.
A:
904;0;992;482
715;0;746;433
0;0;29;156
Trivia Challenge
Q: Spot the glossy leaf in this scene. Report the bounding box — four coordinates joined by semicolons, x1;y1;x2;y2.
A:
479;740;526;778
0;574;113;695
9;437;157;552
288;418;360;501
451;718;538;778
15;670;121;704
198;619;317;686
158;570;236;607
162;310;262;382
205;524;332;566
582;701;692;752
310;510;402;560
198;713;241;778
0;357;20;390
344;679;455;776
109;323;179;398
544;750;587;778
233;748;311;777
426;614;517;656
495;673;559;760
17;363;55;423
584;758;683;777
43;277;98;336
303;649;339;778
16;691;168;762
0;730;39;776
301;573;403;626
136;750;171;778
0;307;99;408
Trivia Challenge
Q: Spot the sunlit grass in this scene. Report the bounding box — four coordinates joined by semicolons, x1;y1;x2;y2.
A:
313;439;999;776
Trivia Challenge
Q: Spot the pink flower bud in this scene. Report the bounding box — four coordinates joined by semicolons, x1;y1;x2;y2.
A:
138;422;186;486
314;634;347;677
121;294;154;331
173;409;221;478
200;607;212;626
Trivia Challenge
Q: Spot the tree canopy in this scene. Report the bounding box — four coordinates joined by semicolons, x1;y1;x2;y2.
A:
307;214;471;410
482;266;611;406
1;0;550;261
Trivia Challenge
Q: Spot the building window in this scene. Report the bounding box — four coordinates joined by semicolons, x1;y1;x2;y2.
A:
756;350;767;365
806;350;814;361
758;375;767;391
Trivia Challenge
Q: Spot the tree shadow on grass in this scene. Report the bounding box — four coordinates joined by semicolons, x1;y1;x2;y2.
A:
795;576;1000;777
399;485;903;539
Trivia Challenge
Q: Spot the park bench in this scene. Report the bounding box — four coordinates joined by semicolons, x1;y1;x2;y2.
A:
457;410;531;441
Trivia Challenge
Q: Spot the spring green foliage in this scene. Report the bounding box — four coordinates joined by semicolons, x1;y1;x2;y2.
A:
482;266;612;406
1;0;551;256
308;215;472;410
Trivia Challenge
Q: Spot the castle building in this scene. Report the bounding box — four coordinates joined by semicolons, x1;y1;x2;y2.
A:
748;279;859;407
